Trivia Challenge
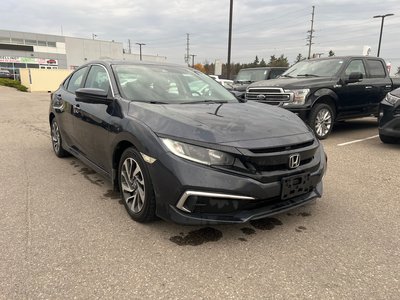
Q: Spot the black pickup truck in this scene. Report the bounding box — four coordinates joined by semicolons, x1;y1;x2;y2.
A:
246;56;400;139
231;67;287;99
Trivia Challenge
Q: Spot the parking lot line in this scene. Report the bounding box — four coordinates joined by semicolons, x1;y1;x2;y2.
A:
337;135;379;146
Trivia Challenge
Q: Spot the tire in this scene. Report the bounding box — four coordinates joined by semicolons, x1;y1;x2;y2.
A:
50;119;69;157
379;133;398;144
118;147;156;223
309;103;335;140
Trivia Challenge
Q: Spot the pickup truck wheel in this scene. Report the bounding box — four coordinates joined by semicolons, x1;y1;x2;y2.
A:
379;134;398;144
309;103;335;139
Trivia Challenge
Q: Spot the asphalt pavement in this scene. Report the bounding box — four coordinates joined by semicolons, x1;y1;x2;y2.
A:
0;86;399;299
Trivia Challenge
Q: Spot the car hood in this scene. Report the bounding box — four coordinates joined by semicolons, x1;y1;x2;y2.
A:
390;88;400;97
249;77;335;89
128;101;314;148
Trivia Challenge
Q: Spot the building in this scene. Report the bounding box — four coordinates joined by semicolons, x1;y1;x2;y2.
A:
0;29;167;79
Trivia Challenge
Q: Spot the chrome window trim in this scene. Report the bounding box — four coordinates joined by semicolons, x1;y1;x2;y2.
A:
89;63;115;97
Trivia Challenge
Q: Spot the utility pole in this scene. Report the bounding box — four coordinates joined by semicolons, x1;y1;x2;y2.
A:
373;13;394;57
185;33;190;66
190;54;196;68
136;43;146;61
128;39;132;54
227;0;233;79
306;6;315;59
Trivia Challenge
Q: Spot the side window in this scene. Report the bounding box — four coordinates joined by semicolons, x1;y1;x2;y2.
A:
269;69;285;79
344;60;366;77
63;76;71;89
366;59;386;78
66;67;87;93
84;65;110;92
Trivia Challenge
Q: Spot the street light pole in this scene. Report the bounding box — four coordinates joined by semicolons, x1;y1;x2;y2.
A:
373;13;394;57
227;0;233;79
136;43;146;61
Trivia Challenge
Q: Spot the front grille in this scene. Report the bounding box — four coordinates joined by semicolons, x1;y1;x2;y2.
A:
246;87;292;104
222;139;321;183
249;140;314;154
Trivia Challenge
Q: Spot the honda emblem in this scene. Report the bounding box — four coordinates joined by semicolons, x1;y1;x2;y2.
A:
288;153;301;169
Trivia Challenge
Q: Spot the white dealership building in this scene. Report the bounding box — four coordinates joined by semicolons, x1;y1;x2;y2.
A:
0;29;166;77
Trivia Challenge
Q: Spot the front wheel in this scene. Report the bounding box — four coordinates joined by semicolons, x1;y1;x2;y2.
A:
118;148;156;223
309;103;335;139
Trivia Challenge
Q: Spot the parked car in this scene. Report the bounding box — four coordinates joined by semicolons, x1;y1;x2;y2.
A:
49;61;327;225
379;88;400;143
209;75;234;90
232;67;288;99
246;56;400;139
0;69;13;79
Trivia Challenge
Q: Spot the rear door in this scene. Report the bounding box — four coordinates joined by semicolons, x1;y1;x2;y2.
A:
364;58;393;115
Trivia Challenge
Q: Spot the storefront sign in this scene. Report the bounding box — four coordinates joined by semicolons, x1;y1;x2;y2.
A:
0;56;58;65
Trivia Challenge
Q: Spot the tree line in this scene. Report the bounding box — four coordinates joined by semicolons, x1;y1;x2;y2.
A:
195;51;336;79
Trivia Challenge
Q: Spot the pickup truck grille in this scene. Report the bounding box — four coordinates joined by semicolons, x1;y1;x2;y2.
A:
246;87;292;105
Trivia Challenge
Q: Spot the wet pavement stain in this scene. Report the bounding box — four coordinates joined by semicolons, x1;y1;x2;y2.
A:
298;212;311;217
240;227;256;235
250;217;283;230
104;190;121;199
238;238;247;242
78;167;102;186
170;227;223;246
295;226;307;233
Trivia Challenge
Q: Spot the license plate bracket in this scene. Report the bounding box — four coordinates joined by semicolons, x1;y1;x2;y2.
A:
281;173;312;200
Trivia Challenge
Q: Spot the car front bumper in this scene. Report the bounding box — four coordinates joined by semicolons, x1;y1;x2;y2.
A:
379;101;400;138
148;147;327;225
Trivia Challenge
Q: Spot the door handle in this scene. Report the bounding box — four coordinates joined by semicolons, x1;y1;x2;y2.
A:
365;86;372;89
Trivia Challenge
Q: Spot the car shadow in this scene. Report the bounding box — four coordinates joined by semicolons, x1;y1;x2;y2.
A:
332;118;378;135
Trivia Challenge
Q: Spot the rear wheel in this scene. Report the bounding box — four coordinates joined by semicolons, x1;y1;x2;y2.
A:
50;119;69;157
309;103;335;139
118;148;156;223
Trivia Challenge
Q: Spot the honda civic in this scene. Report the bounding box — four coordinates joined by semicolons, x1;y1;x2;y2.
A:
49;61;327;224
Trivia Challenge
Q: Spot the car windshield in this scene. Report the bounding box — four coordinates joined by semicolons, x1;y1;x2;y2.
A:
282;59;344;77
113;64;238;104
235;69;268;82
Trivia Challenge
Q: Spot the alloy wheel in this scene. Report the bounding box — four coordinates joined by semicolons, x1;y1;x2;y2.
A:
120;157;146;213
51;121;61;153
315;108;332;138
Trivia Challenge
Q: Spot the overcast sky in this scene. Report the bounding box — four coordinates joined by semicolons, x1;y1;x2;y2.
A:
2;0;400;72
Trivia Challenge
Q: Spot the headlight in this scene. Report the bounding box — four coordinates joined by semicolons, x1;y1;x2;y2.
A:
284;89;310;105
386;93;400;105
161;138;235;166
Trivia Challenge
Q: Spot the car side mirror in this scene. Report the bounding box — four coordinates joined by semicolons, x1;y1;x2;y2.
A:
75;88;113;104
345;72;363;84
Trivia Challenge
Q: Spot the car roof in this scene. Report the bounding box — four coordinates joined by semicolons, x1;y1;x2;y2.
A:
239;67;287;70
308;56;382;61
86;59;188;69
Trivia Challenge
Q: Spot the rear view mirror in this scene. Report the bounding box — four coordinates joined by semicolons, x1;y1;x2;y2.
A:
75;88;112;104
345;72;363;84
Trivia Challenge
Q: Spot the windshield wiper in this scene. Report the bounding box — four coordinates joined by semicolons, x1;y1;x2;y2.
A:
149;101;168;104
181;100;228;104
296;74;319;77
281;74;293;78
